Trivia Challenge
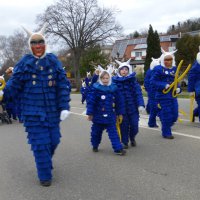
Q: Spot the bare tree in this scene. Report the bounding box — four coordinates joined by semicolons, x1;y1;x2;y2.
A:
0;30;29;71
37;0;122;90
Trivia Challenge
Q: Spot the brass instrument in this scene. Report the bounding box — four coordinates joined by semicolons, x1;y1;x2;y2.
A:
162;60;192;97
0;77;6;91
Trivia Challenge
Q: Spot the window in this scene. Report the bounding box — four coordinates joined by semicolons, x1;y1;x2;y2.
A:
135;52;142;57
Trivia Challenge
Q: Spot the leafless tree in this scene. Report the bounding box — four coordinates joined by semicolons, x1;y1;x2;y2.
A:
37;0;122;90
0;30;29;73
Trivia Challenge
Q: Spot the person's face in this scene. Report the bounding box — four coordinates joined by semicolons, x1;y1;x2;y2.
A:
30;39;46;57
164;56;173;68
101;73;110;85
119;67;129;76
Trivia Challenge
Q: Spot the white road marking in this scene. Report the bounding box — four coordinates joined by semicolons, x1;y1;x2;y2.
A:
71;106;85;110
140;125;200;140
70;111;200;141
70;111;86;117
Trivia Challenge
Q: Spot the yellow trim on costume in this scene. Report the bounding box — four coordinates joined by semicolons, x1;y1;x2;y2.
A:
116;116;123;142
162;60;192;97
190;93;195;122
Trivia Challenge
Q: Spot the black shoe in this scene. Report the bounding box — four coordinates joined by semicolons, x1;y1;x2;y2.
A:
163;135;174;139
123;144;129;149
149;124;159;128
93;147;98;152
192;114;195;122
115;149;126;156
40;180;52;187
131;139;137;147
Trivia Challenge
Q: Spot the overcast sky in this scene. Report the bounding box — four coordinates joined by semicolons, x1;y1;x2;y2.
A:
0;0;200;36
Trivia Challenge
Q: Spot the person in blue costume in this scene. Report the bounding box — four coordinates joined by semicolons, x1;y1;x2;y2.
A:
4;24;71;186
192;107;199;122
5;99;17;120
150;49;181;139
84;71;92;87
91;69;100;86
86;66;126;155
144;58;160;128
90;64;114;86
80;80;87;104
188;47;200;122
4;67;19;121
112;59;145;149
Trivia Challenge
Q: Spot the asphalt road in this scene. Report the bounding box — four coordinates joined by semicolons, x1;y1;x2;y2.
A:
0;94;200;200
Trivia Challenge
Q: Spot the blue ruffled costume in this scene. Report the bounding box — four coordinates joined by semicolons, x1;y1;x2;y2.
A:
84;76;92;87
86;82;124;152
5;98;17;120
4;53;71;181
150;65;179;137
112;73;145;146
188;61;200;121
144;69;159;127
80;85;87;104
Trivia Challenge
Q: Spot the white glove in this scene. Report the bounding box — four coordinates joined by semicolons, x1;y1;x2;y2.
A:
165;84;170;89
60;110;70;121
138;106;145;113
0;90;3;97
189;92;195;97
176;88;181;94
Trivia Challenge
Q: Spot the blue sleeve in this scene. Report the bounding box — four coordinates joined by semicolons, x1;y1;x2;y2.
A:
134;81;145;107
188;63;197;92
86;87;96;115
80;87;84;94
56;62;71;111
114;89;125;115
150;67;167;91
4;60;25;100
91;74;99;86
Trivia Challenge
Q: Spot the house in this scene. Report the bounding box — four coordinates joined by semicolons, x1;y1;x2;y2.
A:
100;45;113;59
111;34;179;70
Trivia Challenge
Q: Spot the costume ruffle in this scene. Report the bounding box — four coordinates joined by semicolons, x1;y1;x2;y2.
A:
112;73;144;114
86;83;124;124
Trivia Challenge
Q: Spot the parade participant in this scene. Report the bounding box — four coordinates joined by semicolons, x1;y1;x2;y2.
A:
4;67;18;121
80;80;87;104
112;59;145;149
192;107;199;122
4;24;71;186
86;66;126;155
5;67;14;76
144;58;160;127
150;49;181;139
84;71;92;87
90;65;101;86
188;47;200;122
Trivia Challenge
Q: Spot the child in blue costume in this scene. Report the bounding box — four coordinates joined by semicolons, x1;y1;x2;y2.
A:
80;80;87;104
188;48;200;122
84;72;92;87
86;67;126;155
150;49;181;139
112;59;145;149
144;58;160;128
4;25;71;186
